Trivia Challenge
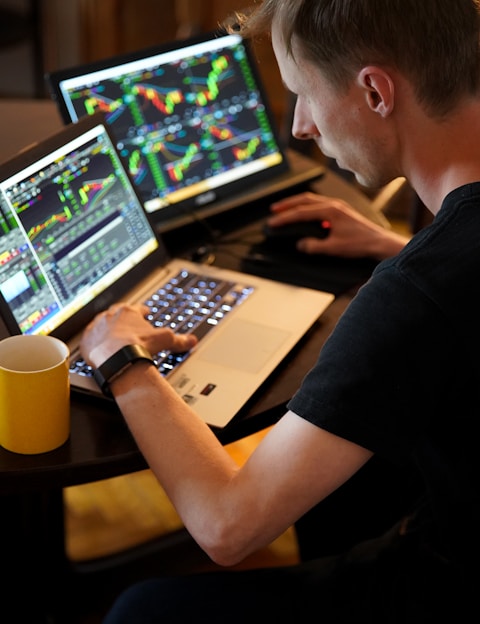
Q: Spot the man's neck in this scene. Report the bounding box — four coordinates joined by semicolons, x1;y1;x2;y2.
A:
405;98;480;214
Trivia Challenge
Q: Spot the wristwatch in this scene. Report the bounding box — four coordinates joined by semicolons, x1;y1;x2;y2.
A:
93;344;156;397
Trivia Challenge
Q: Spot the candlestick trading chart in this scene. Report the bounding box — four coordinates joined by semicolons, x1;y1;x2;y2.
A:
51;33;285;219
0;124;156;335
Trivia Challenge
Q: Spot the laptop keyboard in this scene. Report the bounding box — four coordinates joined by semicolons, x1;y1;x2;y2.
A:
70;268;255;380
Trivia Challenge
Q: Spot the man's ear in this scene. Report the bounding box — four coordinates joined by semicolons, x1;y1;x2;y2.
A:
358;66;394;117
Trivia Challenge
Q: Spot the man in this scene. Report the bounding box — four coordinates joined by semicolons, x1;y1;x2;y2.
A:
84;1;480;621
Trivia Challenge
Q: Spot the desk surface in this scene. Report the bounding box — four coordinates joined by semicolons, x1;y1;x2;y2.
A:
0;99;364;495
0;292;352;494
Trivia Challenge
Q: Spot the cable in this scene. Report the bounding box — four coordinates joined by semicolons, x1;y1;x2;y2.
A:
179;203;266;266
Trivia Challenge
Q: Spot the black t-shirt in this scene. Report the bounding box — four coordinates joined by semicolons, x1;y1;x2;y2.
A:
288;182;480;567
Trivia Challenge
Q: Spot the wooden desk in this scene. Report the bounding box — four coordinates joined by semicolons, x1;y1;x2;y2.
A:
0;98;363;622
0;296;352;494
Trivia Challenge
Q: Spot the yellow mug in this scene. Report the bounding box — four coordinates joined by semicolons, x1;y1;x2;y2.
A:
0;334;70;454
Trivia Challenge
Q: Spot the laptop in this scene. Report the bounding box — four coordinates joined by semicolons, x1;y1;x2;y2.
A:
45;29;324;233
0;114;334;429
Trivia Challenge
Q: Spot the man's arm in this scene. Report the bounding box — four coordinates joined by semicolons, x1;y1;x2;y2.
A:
81;305;373;567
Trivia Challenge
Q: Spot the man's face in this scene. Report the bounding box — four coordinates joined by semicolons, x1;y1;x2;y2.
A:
271;24;396;189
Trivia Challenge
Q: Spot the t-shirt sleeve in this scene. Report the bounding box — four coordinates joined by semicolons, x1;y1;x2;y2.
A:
287;264;449;461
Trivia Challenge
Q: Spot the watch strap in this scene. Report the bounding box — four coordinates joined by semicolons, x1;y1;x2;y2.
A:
93;344;155;397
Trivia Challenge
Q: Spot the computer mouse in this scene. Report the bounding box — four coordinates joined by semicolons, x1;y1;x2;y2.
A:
262;220;331;251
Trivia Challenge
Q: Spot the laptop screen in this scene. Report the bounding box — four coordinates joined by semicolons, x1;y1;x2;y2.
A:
0;114;160;338
47;31;288;231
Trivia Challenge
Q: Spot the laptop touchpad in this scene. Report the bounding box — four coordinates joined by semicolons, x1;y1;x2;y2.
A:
198;319;290;374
